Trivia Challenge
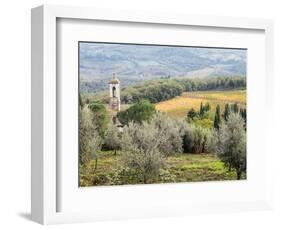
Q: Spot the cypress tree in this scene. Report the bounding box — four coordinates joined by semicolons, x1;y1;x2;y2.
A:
233;103;239;113
224;103;230;121
240;108;247;129
240;108;246;121
214;104;221;130
199;102;204;117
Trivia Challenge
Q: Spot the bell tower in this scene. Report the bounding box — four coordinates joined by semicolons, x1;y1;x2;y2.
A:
108;73;120;111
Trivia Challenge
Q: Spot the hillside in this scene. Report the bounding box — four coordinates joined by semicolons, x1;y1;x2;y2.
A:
80;42;246;93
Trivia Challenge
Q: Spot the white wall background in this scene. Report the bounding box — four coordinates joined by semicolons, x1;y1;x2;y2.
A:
0;0;280;229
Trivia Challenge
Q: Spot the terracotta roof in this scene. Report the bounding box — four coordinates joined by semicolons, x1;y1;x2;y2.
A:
109;79;120;84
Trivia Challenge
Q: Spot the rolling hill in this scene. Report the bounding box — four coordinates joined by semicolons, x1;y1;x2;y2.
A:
79;43;246;93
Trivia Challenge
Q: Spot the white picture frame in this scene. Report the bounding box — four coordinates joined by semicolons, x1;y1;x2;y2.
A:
31;5;274;225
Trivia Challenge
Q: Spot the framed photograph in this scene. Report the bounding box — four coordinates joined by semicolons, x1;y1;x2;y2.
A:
31;5;274;225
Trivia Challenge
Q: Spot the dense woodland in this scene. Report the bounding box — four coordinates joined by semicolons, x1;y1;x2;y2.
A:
122;76;246;104
85;76;246;105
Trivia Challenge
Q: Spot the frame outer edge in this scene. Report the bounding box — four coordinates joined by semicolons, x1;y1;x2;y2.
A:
31;5;44;224
31;4;275;224
264;21;275;209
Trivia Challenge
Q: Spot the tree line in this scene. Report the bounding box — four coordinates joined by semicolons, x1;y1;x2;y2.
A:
121;76;246;104
86;76;246;105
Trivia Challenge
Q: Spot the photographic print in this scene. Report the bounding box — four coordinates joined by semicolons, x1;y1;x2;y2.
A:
79;42;247;187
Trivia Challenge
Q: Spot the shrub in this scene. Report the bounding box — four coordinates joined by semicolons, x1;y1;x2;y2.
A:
159;169;177;183
192;117;214;129
187;108;197;120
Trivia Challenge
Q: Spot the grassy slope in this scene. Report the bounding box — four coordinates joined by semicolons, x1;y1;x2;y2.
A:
80;151;243;187
155;89;246;118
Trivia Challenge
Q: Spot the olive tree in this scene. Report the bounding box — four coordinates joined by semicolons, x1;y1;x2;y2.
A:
216;113;246;180
180;120;215;154
79;107;102;170
88;102;109;137
119;113;187;183
103;123;121;154
192;126;215;154
151;113;183;156
120;121;165;184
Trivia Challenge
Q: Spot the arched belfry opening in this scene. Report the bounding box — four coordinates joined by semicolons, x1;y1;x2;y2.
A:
112;86;116;98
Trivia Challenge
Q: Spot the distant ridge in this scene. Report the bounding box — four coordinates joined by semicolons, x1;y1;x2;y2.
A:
79;43;246;93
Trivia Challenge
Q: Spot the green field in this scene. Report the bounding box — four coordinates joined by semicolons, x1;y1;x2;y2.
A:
156;89;246;118
80;151;244;187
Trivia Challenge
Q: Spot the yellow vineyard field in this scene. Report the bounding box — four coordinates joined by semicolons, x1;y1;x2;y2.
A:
156;90;246;118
